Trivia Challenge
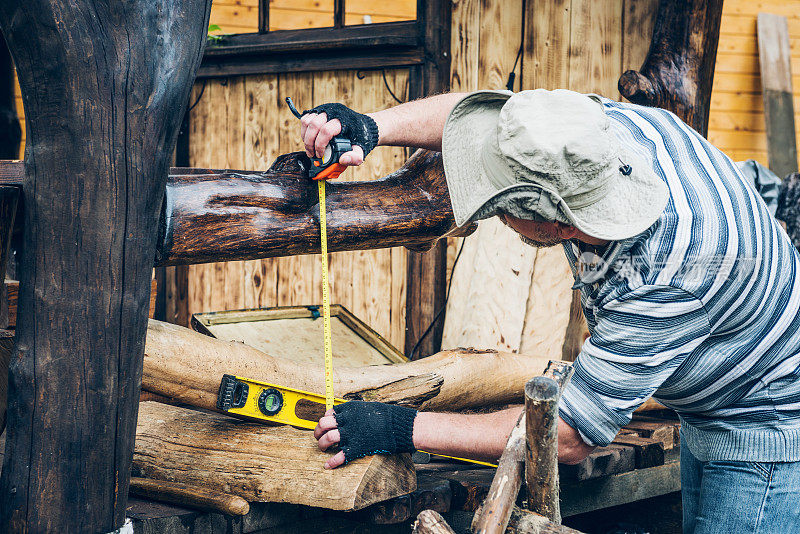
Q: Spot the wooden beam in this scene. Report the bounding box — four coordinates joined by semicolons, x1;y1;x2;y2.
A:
134;401;416;511
758;13;798;179
618;0;723;136
777;172;800;251
406;0;451;358
0;1;211;531
0;152;473;267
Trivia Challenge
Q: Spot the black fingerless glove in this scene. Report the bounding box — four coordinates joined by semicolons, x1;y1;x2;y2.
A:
333;401;417;464
304;103;380;157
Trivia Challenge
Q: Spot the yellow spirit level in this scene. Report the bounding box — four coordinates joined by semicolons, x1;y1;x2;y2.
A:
217;374;345;429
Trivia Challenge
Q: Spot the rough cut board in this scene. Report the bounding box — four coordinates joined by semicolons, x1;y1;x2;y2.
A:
758;12;798;179
193;305;405;366
441;218;538;352
133;401;416;511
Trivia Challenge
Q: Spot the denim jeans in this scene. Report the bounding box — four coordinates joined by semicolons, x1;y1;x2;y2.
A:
681;434;800;533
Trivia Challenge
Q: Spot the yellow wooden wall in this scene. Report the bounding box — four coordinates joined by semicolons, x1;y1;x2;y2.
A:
708;0;800;167
183;70;410;349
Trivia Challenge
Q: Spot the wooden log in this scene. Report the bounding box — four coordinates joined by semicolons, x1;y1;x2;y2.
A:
472;361;573;534
777;173;800;251
758;13;798;180
524;378;561;523
611;434;665;469
133;401;416;511
618;0;723;136
0;1;211;531
0;152;475;268
159;149;471;265
128;477;250;516
507;506;584;534
364;473;452;525
141;319;554;412
413;509;457;534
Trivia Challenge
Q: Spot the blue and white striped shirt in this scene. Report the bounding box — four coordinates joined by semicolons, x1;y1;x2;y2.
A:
558;97;800;462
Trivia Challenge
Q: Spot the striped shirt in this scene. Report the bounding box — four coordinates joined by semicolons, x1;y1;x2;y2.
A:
558;96;800;462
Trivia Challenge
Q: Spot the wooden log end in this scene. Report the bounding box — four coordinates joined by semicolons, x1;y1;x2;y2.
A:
618;70;657;106
129;477;250;516
413;509;456;534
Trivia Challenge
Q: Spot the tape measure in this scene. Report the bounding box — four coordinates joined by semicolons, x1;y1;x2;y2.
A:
285;96;343;410
216;375;497;467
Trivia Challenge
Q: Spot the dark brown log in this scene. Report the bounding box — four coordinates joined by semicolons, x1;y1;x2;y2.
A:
777;173;800;251
618;0;723;136
0;1;211;531
364;473;452;525
158;150;467;265
524;378;561;523
413;509;457;534
0;152;473;269
472;361;573;534
128;477;250;516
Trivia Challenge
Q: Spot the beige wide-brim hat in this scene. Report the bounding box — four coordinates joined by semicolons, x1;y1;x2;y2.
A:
442;89;669;241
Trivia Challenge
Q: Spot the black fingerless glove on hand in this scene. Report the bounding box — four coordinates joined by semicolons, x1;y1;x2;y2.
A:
304;103;380;157
333;401;417;464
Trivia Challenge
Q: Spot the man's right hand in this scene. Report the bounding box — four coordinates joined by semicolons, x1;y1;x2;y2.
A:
299;103;380;169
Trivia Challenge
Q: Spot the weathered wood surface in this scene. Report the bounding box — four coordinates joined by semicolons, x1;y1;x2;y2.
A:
142;319;552;412
777;173;800;250
524;378;561;523
0;38;20;160
0;0;211;531
507;507;584;534
413;509;457;534
133;401;416;511
758;13;798;180
129;477;250;516
618;0;723;136
611;434;665;469
0;186;17;329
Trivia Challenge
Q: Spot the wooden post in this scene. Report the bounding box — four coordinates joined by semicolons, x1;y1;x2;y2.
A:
525;377;561;523
406;0;451;359
471;361;573;534
618;0;723;137
778;173;800;252
0;1;211;531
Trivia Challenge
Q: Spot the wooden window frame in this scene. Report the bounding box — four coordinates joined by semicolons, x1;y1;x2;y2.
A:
198;0;442;79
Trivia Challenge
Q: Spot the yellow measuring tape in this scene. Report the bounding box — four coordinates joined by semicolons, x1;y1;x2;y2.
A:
318;180;335;411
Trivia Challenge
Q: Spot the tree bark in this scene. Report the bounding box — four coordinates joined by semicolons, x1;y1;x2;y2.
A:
0;1;211;531
617;0;723;136
134;401;416;511
524;378;560;523
158;149;470;265
142;320;553;413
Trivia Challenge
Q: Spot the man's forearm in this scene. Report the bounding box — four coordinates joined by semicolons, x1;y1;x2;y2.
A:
412;408;594;464
368;92;468;151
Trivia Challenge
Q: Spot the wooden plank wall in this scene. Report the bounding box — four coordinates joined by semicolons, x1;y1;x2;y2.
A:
709;0;800;167
441;0;658;357
181;70;410;350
